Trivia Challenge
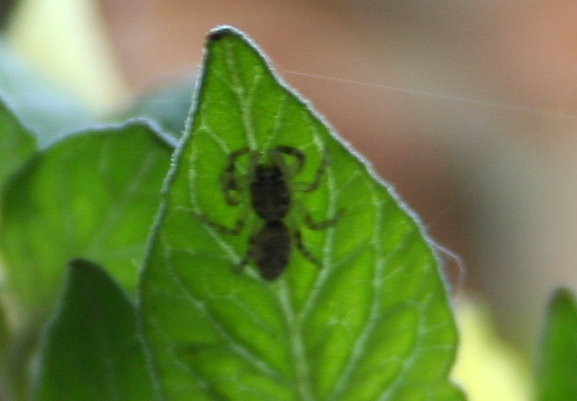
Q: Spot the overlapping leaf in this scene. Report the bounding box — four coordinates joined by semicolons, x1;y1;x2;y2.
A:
140;26;463;401
0;122;172;319
34;259;155;401
536;289;577;401
0;99;36;188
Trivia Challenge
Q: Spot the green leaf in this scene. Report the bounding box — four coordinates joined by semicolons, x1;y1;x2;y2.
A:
0;99;36;188
140;26;464;401
0;122;172;319
34;259;156;401
0;298;11;374
535;288;577;401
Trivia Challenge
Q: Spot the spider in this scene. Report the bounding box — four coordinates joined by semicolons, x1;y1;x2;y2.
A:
196;145;341;280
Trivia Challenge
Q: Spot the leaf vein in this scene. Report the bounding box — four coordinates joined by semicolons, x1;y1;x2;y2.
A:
162;237;283;381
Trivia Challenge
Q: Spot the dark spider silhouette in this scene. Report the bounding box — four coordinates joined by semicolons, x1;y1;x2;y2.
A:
196;145;341;280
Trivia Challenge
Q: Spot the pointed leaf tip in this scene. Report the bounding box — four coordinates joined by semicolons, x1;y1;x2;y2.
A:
536;288;577;401
207;26;238;42
140;26;464;401
0;99;36;187
35;259;155;401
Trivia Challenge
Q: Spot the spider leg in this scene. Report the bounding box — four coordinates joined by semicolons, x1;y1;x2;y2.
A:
220;147;249;205
268;146;298;183
234;245;254;274
303;208;343;230
299;152;328;192
233;218;262;273
293;229;321;267
192;211;246;235
274;145;305;174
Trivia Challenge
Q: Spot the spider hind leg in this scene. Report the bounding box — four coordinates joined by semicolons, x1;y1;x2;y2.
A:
303;208;343;230
293;229;321;267
192;211;246;235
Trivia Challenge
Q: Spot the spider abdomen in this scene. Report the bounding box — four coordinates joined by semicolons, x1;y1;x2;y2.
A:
251;221;291;280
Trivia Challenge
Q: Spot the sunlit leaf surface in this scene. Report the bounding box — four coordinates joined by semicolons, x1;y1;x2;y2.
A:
140;26;463;401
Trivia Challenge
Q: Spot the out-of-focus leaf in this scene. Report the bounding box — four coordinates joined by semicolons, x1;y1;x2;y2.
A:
140;26;464;401
0;122;172;320
0;298;10;374
535;288;577;401
0;98;36;188
34;259;155;401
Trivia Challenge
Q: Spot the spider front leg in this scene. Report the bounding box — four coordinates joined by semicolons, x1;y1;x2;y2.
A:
273;145;305;174
296;149;329;193
219;147;249;205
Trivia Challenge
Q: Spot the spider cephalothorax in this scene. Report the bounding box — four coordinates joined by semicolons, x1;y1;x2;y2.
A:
197;145;340;280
